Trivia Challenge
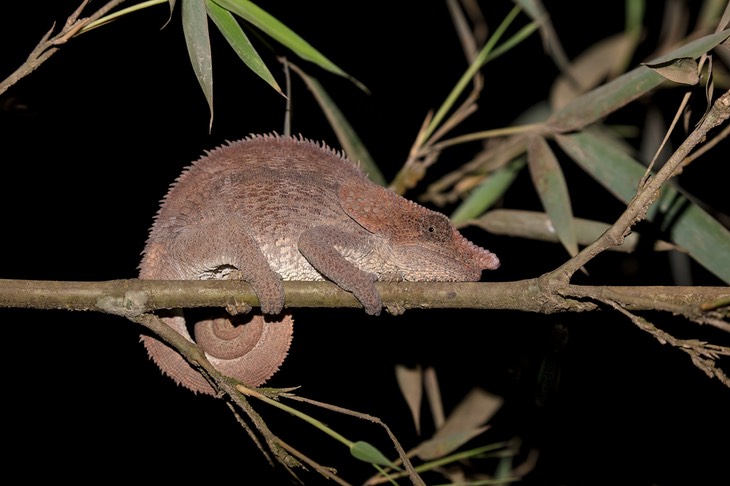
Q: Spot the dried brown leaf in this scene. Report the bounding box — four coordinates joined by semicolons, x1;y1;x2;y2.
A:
395;364;423;435
424;367;445;430
416;388;503;461
644;57;700;85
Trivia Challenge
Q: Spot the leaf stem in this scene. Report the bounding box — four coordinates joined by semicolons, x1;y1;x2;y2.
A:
237;384;354;448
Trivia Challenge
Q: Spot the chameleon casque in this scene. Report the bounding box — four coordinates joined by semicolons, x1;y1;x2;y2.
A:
139;134;500;394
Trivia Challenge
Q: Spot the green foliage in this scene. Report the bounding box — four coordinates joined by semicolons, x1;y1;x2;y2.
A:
15;1;729;483
89;3;730;286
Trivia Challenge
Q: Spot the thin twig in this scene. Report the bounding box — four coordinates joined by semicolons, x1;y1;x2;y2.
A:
283;394;426;486
603;299;730;387
225;401;276;467
130;312;308;473
274;437;351;485
0;0;127;96
549;89;730;284
681;122;730;166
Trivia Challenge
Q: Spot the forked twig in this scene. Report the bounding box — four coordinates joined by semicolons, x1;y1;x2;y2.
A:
0;0;127;96
549;89;730;284
603;299;730;387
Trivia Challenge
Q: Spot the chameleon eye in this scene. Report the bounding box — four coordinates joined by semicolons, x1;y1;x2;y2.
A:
420;213;451;241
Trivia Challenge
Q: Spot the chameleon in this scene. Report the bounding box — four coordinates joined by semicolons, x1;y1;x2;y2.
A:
139;133;500;395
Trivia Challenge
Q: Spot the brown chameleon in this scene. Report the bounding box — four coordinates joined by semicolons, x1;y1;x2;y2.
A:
139;134;500;394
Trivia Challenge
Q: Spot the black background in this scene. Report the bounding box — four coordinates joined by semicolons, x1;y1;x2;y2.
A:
1;1;728;484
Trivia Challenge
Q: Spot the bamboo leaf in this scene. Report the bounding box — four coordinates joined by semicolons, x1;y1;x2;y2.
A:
212;0;366;91
644;57;700;85
350;441;395;467
167;0;177;26
555;131;730;284
288;63;385;185
549;33;638;110
470;209;679;253
424;5;529;140
547;28;730;132
648;28;730;64
527;135;578;257
182;0;214;128
205;0;282;94
417;427;490;461
395;365;423;435
450;156;526;225
423;367;445;431
416;388;503;461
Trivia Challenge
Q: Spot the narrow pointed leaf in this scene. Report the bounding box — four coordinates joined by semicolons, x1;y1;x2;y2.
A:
470;209;678;253
417;388;503;460
527;135;578;257
182;0;214;128
550;33;637;110
395;365;423;435
205;0;282;94
417;427;490;461
288;63;385;185
212;0;366;91
425;5;527;140
516;0;573;81
556;131;730;284
350;441;395;467
450;156;526;225
547;63;666;132
648;28;730;64
494;452;515;481
547;28;730;132
424;366;445;430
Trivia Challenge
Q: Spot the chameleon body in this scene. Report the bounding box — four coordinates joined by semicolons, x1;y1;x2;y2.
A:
139;134;500;394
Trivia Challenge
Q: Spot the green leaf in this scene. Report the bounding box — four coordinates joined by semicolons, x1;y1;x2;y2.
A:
647;28;730;65
425;4;528;140
547;28;730;132
182;0;214;129
547;64;666;132
350;441;395;467
555;131;730;284
450;156;526;225
549;33;639;110
624;0;645;34
288;63;384;185
527;135;578;257
205;0;282;94
212;0;366;91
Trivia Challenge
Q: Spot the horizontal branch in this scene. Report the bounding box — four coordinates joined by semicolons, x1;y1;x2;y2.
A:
0;278;726;318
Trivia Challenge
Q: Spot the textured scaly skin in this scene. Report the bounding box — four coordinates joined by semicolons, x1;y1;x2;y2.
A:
139;134;500;394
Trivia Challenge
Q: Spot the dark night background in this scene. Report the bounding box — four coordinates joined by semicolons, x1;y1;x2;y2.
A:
1;1;728;484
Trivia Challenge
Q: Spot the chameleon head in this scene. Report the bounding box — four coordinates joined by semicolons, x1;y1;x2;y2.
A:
339;180;499;281
388;206;500;282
